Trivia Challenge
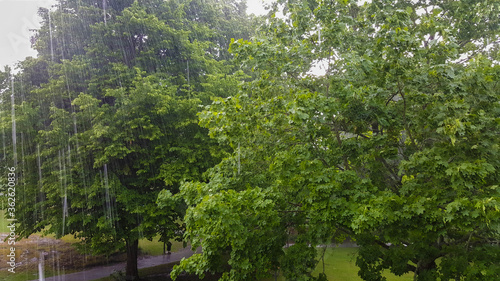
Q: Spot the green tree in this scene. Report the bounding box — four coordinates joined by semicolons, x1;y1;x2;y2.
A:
67;70;220;278
4;0;255;280
171;0;500;280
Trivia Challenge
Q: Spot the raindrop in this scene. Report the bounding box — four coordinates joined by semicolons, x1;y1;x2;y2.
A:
58;149;68;237
55;251;61;281
37;144;44;218
318;25;321;45
103;0;107;26
48;11;54;62
1;108;5;160
237;142;241;175
38;250;45;281
187;59;190;93
103;164;114;231
11;77;17;167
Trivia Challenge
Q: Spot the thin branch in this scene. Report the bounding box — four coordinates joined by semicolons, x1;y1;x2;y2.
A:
385;92;399;106
288;202;303;208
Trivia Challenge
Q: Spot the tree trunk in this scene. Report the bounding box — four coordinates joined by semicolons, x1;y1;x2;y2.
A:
414;259;437;281
125;239;140;281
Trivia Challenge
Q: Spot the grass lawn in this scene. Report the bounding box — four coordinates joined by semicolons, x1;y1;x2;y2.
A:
0;210;9;233
138;237;184;256
262;247;414;281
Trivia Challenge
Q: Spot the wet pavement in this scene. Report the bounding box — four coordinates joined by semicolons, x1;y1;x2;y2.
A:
28;247;200;281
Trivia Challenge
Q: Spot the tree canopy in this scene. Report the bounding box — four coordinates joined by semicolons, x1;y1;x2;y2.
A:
2;0;499;280
168;0;500;280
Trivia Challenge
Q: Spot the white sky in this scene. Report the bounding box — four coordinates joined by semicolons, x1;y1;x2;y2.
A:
0;0;273;70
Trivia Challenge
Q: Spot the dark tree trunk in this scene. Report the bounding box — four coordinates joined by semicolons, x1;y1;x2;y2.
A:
125;238;140;281
414;259;437;281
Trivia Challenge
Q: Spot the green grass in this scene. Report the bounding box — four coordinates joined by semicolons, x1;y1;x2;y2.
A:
262;247;414;281
138;237;185;256
0;210;9;233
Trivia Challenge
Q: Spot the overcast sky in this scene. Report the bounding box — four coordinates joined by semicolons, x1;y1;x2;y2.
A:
0;0;272;70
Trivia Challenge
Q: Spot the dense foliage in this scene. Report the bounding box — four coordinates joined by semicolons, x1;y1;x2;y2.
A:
1;0;499;280
169;0;500;280
1;0;256;280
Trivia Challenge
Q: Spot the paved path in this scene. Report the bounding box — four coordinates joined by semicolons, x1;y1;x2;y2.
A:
29;247;199;281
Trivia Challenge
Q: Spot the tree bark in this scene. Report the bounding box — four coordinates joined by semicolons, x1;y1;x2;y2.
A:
125;238;140;281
